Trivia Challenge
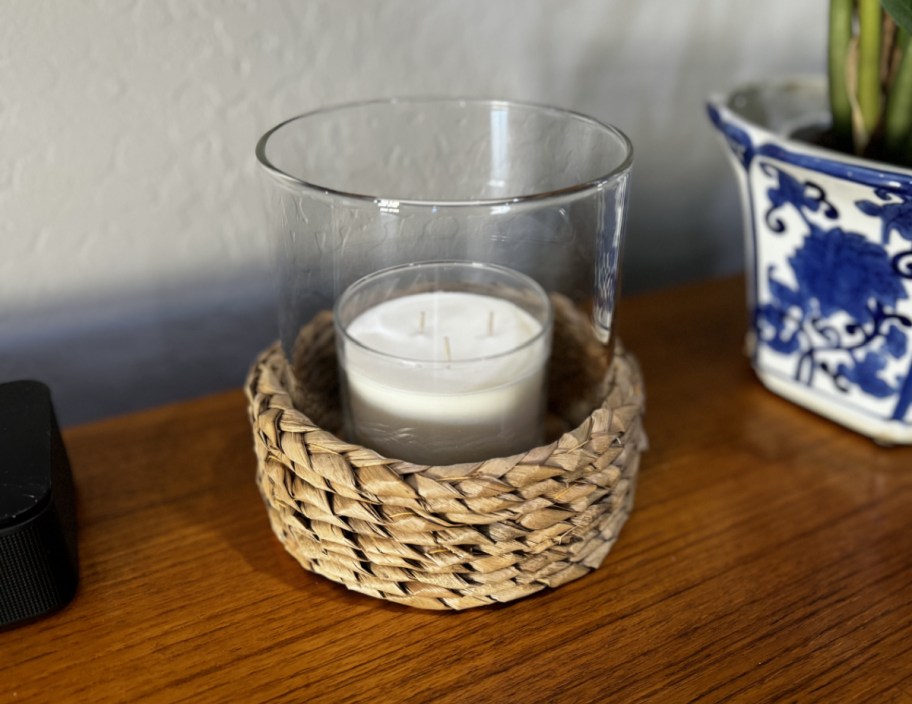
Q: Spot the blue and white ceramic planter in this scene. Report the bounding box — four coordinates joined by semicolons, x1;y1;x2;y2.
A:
708;77;912;443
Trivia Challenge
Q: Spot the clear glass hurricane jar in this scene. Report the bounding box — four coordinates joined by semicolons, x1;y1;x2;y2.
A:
256;98;633;464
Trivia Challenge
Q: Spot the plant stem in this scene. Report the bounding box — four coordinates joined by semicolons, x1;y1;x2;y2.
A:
829;0;855;150
884;29;912;158
858;0;884;148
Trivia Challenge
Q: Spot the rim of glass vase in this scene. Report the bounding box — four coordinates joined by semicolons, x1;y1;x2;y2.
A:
255;97;633;208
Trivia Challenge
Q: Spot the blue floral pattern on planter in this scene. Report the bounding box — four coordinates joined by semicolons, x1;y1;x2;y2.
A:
761;164;838;233
755;163;912;421
856;188;912;244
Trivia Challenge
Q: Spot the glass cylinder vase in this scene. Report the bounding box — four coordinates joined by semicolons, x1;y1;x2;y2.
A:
256;98;632;464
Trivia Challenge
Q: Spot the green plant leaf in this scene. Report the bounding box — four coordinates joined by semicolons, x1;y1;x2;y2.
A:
883;0;912;33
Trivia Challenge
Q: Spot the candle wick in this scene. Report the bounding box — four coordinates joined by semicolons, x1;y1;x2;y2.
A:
419;310;426;334
487;310;494;336
443;335;452;363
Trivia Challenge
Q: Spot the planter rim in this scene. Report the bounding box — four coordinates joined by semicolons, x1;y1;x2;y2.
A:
707;74;912;179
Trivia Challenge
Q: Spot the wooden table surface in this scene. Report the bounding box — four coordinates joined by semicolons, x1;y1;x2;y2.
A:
4;276;912;703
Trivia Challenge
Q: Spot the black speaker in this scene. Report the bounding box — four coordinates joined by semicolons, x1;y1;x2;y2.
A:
0;380;78;627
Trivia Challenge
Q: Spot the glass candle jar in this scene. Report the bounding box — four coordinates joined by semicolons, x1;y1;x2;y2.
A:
335;261;552;465
256;98;633;463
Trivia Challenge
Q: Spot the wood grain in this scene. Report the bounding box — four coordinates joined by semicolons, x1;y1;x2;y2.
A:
3;276;912;703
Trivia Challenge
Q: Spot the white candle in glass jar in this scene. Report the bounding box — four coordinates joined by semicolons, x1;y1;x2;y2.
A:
339;288;551;465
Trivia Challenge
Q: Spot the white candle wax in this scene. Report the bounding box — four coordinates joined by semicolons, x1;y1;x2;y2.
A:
341;291;550;465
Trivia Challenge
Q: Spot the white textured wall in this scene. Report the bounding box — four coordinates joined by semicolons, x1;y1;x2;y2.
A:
1;0;826;424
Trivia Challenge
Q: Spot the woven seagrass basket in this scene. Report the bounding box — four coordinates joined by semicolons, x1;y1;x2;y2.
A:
246;295;647;610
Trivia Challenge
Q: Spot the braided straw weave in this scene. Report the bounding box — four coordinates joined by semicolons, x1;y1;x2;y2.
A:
246;297;647;610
